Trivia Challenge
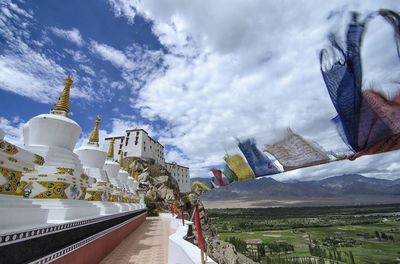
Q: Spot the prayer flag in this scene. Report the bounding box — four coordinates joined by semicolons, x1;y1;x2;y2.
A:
222;164;238;183
194;204;204;250
320;13;372;152
264;128;331;171
238;138;279;177
224;154;255;182
211;169;227;186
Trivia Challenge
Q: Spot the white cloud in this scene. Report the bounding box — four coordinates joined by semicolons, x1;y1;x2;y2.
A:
79;64;96;76
0;2;96;103
0;116;25;146
90;41;164;91
90;41;135;70
109;0;400;179
50;27;85;46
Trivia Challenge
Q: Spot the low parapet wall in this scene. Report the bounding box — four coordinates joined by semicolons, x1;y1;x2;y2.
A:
168;216;216;264
0;209;147;264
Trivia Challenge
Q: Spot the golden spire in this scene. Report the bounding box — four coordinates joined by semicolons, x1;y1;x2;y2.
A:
53;75;73;115
119;150;124;168
88;116;100;146
107;138;115;159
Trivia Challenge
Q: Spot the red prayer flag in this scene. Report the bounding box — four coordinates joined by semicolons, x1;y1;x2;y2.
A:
194;204;204;250
211;168;226;186
349;90;400;160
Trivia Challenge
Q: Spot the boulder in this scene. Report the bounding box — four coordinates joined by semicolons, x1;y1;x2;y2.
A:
126;158;180;202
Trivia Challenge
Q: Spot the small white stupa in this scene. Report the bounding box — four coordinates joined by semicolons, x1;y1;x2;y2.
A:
75;116;119;214
127;171;140;209
103;138;129;212
21;75;100;222
117;151;138;210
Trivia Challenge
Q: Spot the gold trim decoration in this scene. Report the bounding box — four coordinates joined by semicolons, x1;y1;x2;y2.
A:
8;157;17;163
38;174;47;177
109;194;120;203
33;154;45;166
78;187;87;200
0;166;23;196
32;181;70;199
86;190;104;201
80;173;89;180
55;167;74;176
24;168;36;174
0;140;18;155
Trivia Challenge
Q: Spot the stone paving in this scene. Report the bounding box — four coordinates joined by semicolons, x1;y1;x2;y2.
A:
100;217;173;264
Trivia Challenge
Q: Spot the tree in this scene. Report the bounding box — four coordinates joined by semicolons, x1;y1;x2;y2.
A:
349;251;356;264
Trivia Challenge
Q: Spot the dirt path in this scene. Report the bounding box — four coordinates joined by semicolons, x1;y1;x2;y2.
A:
100;217;173;264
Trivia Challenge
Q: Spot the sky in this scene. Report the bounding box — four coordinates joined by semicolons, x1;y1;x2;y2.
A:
0;0;400;180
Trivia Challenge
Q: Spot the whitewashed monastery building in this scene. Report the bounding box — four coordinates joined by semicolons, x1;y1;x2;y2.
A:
104;129;191;193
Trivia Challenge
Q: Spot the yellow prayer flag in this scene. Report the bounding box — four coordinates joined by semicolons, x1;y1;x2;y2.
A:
223;154;255;182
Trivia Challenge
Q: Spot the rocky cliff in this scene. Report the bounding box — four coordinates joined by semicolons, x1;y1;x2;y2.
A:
189;194;259;264
126;158;181;202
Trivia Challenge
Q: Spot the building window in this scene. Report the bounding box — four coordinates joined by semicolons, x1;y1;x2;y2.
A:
124;152;127;157
127;132;130;137
118;150;121;154
136;132;139;136
120;138;123;143
144;147;146;151
135;141;138;145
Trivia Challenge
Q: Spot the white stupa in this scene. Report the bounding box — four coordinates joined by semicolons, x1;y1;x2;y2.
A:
75;116;119;214
0;123;50;231
21;75;100;222
103;138;129;212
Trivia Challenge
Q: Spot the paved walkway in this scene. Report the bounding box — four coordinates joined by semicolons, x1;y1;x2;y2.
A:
100;217;173;264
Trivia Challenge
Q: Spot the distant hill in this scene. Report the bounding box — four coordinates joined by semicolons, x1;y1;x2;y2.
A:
199;174;400;208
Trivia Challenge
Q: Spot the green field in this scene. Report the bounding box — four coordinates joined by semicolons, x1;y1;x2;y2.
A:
207;204;400;264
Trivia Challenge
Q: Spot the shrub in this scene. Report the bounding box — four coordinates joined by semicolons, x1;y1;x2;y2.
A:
145;196;159;216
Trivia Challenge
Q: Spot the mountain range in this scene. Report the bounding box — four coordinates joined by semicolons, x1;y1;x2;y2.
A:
195;174;400;208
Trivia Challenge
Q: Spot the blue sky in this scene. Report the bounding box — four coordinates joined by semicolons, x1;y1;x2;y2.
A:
1;0;400;179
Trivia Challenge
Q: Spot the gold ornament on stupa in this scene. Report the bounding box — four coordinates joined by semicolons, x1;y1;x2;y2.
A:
51;75;73;116
119;149;124;168
88;116;100;146
107;138;115;159
131;168;139;181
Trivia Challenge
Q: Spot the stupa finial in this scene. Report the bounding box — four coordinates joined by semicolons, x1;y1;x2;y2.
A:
52;75;73;116
107;138;115;159
88;116;100;146
119;149;124;168
131;168;138;181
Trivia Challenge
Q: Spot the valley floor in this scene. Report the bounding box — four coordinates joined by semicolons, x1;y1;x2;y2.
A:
207;204;400;264
202;195;400;209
